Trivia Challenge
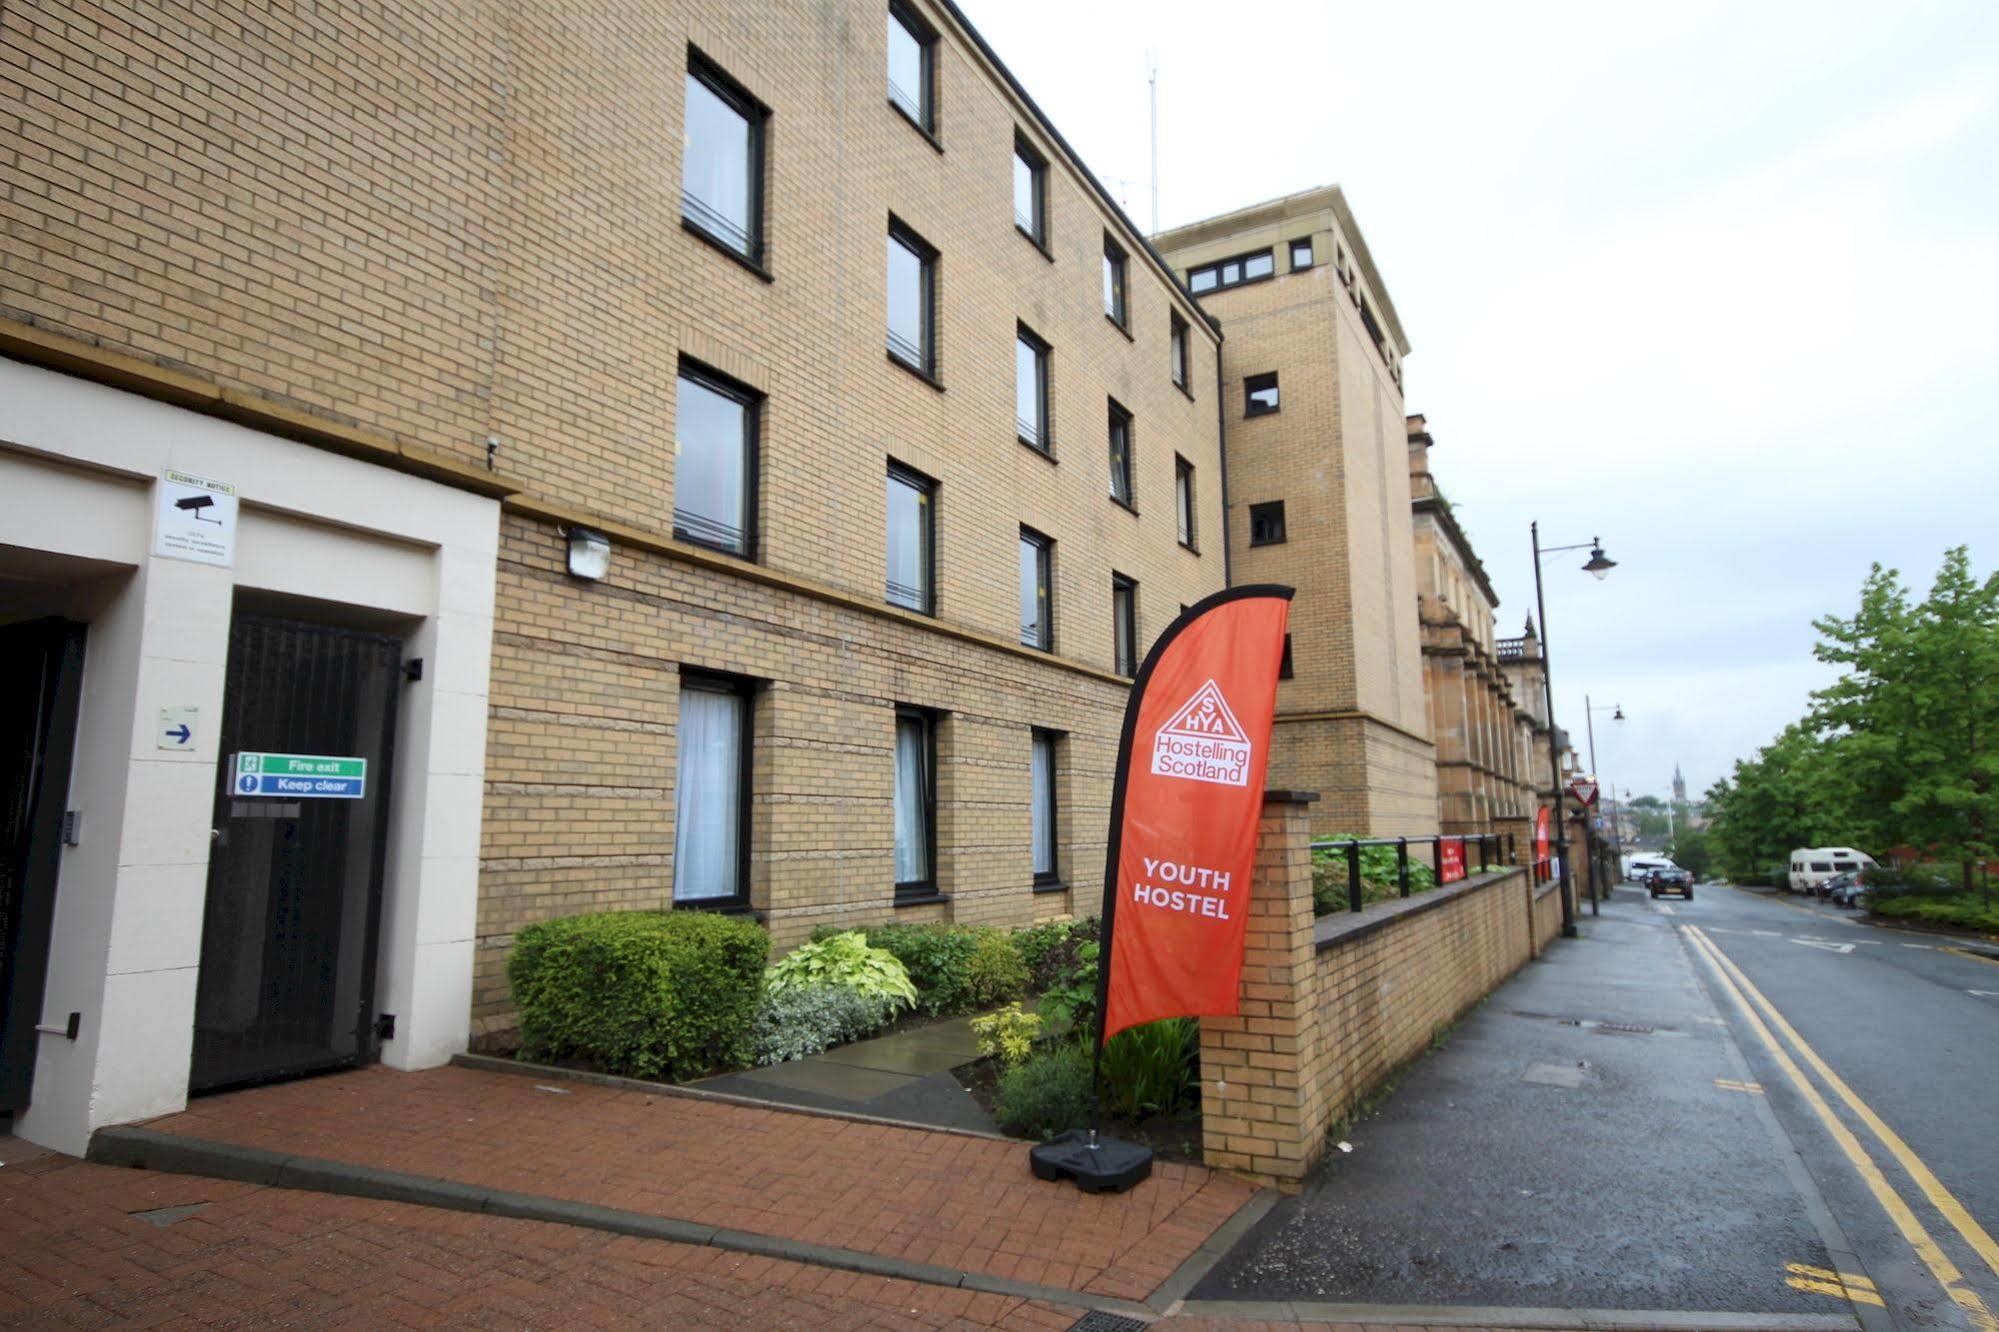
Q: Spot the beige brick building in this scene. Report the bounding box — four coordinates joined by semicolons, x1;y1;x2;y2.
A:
1407;415;1538;845
1155;188;1435;837
0;0;1227;1140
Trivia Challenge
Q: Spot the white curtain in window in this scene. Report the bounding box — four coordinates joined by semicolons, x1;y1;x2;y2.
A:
894;715;928;884
674;686;743;901
683;74;750;250
1031;733;1055;877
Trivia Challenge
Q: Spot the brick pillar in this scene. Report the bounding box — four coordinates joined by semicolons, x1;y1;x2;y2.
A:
1199;790;1321;1190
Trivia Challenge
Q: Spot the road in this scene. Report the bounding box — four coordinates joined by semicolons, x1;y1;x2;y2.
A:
1689;883;1999;1330
1193;880;1999;1330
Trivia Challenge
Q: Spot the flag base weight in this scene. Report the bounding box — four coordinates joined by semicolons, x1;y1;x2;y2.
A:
1028;1129;1153;1193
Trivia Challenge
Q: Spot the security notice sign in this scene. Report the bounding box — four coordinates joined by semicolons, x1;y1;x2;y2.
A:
234;751;367;799
1440;837;1467;884
154;469;238;566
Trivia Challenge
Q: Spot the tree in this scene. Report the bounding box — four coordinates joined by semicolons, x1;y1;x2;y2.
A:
1705;724;1851;881
1670;824;1713;880
1812;548;1999;894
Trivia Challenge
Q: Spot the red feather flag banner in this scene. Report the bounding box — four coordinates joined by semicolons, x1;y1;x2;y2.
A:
1096;585;1294;1047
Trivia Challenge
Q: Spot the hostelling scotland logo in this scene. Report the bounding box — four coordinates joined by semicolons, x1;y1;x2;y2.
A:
1150;680;1252;787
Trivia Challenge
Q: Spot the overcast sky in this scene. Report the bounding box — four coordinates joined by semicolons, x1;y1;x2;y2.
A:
961;0;1999;803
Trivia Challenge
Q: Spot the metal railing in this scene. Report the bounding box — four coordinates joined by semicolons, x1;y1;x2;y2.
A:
1308;833;1521;914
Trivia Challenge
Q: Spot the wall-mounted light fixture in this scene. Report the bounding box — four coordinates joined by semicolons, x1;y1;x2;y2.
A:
565;526;611;581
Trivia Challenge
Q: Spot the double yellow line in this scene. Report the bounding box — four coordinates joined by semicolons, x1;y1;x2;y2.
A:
1685;924;1999;1330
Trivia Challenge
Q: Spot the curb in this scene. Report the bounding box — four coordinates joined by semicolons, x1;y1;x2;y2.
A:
451;1052;1022;1144
1172;1298;1860;1330
85;1125;1160;1320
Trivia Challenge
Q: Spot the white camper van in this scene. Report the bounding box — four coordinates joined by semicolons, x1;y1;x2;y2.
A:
1787;847;1877;894
1624;854;1678;883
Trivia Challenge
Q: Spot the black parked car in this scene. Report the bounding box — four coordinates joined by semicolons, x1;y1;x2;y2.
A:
1648;867;1694;900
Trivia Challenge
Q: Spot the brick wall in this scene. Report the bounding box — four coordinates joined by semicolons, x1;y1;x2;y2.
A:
0;0;1233;1044
1201;793;1544;1189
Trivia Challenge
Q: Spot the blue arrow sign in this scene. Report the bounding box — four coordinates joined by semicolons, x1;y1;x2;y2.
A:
166;724;191;745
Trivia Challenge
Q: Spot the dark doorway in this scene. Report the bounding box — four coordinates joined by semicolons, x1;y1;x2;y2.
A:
191;612;402;1094
0;619;87;1116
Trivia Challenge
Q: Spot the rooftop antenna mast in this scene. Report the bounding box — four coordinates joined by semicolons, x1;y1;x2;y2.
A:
1147;51;1160;235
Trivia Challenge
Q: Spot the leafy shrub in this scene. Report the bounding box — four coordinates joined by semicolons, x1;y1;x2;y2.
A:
1311;837;1440;916
970;1002;1043;1066
751;984;896;1066
1034;938;1099;1036
865;923;981;1013
765;932;917;1009
1099;1017;1198;1119
1868;893;1999;933
1860;864;1957;898
1012;917;1099;993
963;929;1029;1008
508;910;769;1081
994;1044;1093;1139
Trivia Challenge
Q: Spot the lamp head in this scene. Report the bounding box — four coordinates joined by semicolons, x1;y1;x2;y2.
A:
1613;705;1625;723
1582;539;1616;580
565;526;611;581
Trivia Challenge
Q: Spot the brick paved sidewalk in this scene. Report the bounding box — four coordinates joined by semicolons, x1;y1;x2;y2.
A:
135;1064;1255;1304
0;1136;1077;1329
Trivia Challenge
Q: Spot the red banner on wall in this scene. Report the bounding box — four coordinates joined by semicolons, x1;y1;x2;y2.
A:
1099;586;1294;1044
1439;838;1466;884
1535;806;1552;881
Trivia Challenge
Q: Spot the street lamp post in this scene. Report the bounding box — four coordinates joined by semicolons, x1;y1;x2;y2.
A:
1585;697;1624;911
1531;522;1615;939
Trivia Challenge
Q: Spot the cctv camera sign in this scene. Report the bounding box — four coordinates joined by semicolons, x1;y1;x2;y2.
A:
154;469;237;566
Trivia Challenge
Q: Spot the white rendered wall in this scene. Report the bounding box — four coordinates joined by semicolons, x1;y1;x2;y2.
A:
0;359;498;1154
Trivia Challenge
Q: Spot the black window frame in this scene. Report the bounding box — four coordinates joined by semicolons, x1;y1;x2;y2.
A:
1187;247;1276;294
1289;236;1313;270
1279;635;1294;680
1012;131;1048;251
672;357;761;559
1107;398;1135;510
1102;233;1129;329
1244;371;1280;418
893;705;940;902
1169;312;1190;394
886;216;939;381
1030;727;1062;889
885;459;937;615
681;48;771;272
1019;526;1053;651
672;668;757;912
1015;322;1051;454
886;0;939;139
1174;456;1197;552
1111;572;1137;677
1248;500;1286;546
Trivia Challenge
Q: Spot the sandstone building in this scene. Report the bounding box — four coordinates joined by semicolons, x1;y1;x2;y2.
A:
1407;415;1538;845
0;0;1224;1147
1155;189;1436;837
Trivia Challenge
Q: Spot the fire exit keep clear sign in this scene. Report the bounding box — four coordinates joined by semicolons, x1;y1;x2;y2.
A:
234;752;367;799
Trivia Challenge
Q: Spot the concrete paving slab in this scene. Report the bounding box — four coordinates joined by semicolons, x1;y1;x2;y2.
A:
814;1036;978;1076
715;1058;915;1101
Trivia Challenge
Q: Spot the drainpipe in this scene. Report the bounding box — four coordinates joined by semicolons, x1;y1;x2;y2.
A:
1214;331;1232;587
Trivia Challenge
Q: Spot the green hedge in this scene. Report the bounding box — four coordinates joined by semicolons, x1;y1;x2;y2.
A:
827;923;1026;1015
1868;894;1999;933
508;910;769;1081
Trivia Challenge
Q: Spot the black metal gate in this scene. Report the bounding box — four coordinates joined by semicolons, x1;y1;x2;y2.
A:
191;613;402;1094
0;619;87;1116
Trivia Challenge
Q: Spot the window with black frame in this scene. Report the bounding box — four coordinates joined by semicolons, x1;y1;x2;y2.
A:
1016;325;1049;451
1012;133;1046;245
1102;233;1128;326
1169;313;1189;391
1111;573;1137;676
673;362;758;556
673;673;752;907
1249;500;1286;546
885;461;934;613
1107;400;1134;507
1289;237;1313;270
887;219;936;375
1031;729;1060;887
1245;371;1280;417
1174;457;1196;550
893;707;936;898
681;52;767;265
886;1;936;133
1019;527;1052;649
1187;247;1274;294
